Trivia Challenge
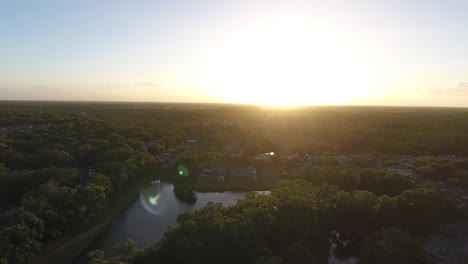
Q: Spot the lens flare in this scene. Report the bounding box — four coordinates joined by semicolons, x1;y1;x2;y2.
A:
177;164;190;177
148;194;160;206
139;184;165;215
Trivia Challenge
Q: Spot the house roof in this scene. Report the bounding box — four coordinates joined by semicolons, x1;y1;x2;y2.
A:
399;155;417;163
230;167;256;177
388;164;412;171
255;152;275;160
335;155;351;162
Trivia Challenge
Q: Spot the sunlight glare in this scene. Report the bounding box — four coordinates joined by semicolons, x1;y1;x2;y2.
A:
193;16;382;106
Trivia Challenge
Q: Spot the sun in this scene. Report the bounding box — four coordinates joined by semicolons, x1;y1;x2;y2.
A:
192;16;382;106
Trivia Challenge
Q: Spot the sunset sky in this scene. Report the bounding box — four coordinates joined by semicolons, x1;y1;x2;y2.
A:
1;0;468;106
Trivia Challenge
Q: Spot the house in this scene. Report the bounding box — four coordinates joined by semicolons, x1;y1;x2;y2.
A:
399;155;417;165
335;155;351;167
159;149;178;168
387;164;413;177
167;147;177;153
424;221;468;264
439;154;457;163
197;166;225;183
440;221;468;238
88;168;99;178
255;152;275;160
183;139;198;145
281;153;304;163
291;165;304;179
230;167;257;182
425;235;457;262
262;168;281;182
222;142;245;155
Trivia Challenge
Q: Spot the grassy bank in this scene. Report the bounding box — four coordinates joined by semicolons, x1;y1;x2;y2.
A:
33;171;157;264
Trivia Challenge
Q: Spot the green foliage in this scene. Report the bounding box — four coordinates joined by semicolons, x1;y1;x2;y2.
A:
349;155;376;168
395;188;459;233
0;210;44;264
359;227;423;264
303;166;414;196
96;181;458;264
1;103;468;263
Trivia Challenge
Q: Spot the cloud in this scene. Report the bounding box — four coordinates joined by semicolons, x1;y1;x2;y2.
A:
457;82;468;90
31;85;63;92
420;61;468;70
133;81;165;88
422;82;468;94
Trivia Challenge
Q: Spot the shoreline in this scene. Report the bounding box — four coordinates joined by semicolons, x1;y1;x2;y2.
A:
33;171;277;264
33;171;156;264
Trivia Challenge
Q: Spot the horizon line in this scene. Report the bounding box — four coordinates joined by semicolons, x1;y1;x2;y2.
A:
0;99;467;109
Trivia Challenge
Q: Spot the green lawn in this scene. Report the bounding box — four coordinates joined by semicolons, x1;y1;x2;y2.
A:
33;171;156;264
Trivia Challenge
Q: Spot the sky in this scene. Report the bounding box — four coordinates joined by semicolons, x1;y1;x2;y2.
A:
1;0;468;107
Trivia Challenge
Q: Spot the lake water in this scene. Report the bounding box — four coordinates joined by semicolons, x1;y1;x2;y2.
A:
89;182;250;254
86;182;356;264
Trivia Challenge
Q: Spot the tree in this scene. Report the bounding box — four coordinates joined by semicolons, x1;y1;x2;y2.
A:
147;143;164;156
282;241;318;264
78;183;108;222
359;227;423;264
349;155;376;168
110;240;138;262
395;188;458;233
85;250;127;264
93;175;113;196
0;210;44;264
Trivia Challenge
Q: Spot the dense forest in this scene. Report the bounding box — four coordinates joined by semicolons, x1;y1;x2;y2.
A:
85;181;459;264
0;102;467;264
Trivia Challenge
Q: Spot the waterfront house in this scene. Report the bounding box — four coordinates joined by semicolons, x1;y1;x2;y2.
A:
230;167;257;182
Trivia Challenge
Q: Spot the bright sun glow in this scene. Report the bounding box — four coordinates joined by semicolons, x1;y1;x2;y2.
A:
193;16;383;106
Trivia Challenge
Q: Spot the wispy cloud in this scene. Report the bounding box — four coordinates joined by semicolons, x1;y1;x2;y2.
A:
31;85;63;92
419;61;468;70
422;82;468;94
133;81;165;88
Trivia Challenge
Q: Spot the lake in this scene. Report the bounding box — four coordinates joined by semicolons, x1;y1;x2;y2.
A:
88;182;251;254
85;182;356;264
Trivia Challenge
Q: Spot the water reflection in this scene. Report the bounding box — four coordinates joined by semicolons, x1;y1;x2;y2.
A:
328;232;359;264
139;183;166;215
173;185;197;205
84;183;354;264
88;183;248;255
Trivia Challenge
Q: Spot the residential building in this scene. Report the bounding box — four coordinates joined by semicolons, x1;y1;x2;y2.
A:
183;139;198;145
88;168;99;178
222;142;245;155
262;168;281;182
399;155;417;165
197;166;225;183
230;167;257;182
387;164;413;177
424;221;468;264
335;155;351;167
160;149;178;168
255;152;275;160
439;154;457;163
291;165;304;179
